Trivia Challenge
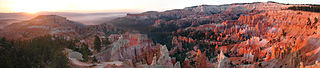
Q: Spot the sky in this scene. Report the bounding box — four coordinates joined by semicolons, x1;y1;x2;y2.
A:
0;0;319;13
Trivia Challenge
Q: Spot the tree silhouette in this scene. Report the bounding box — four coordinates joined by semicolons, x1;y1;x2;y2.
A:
79;44;92;62
0;36;71;68
94;35;102;52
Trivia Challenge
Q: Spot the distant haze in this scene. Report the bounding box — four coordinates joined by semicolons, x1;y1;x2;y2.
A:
37;12;127;25
66;13;126;25
0;12;127;25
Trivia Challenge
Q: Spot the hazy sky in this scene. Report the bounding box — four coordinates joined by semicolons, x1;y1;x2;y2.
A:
0;0;319;13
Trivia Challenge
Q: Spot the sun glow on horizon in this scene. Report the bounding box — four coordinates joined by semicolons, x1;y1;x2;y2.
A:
1;0;319;13
5;0;138;13
7;0;65;13
1;0;195;13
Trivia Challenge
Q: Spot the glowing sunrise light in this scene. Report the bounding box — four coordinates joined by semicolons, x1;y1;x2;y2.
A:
0;0;319;13
7;0;61;13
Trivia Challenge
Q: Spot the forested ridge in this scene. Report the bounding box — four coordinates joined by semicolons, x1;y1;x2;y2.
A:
0;36;76;68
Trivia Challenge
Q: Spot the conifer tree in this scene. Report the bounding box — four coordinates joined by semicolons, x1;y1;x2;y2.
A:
94;35;101;52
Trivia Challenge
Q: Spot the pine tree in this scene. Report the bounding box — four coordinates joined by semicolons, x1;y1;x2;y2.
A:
0;37;12;51
94;35;101;52
0;37;7;48
0;36;71;68
80;44;91;62
104;34;112;46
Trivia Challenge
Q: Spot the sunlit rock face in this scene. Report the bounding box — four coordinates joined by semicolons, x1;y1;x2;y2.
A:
94;33;182;68
103;33;155;62
95;33;151;63
96;33;174;68
209;10;320;67
109;1;320;68
114;2;300;32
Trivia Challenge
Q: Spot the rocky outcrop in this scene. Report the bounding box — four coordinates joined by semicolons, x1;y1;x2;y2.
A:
95;33;154;61
95;33;180;68
217;51;230;68
0;15;85;40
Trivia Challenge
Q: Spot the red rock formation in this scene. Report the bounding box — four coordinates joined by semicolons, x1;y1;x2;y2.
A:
183;59;193;68
195;49;207;68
